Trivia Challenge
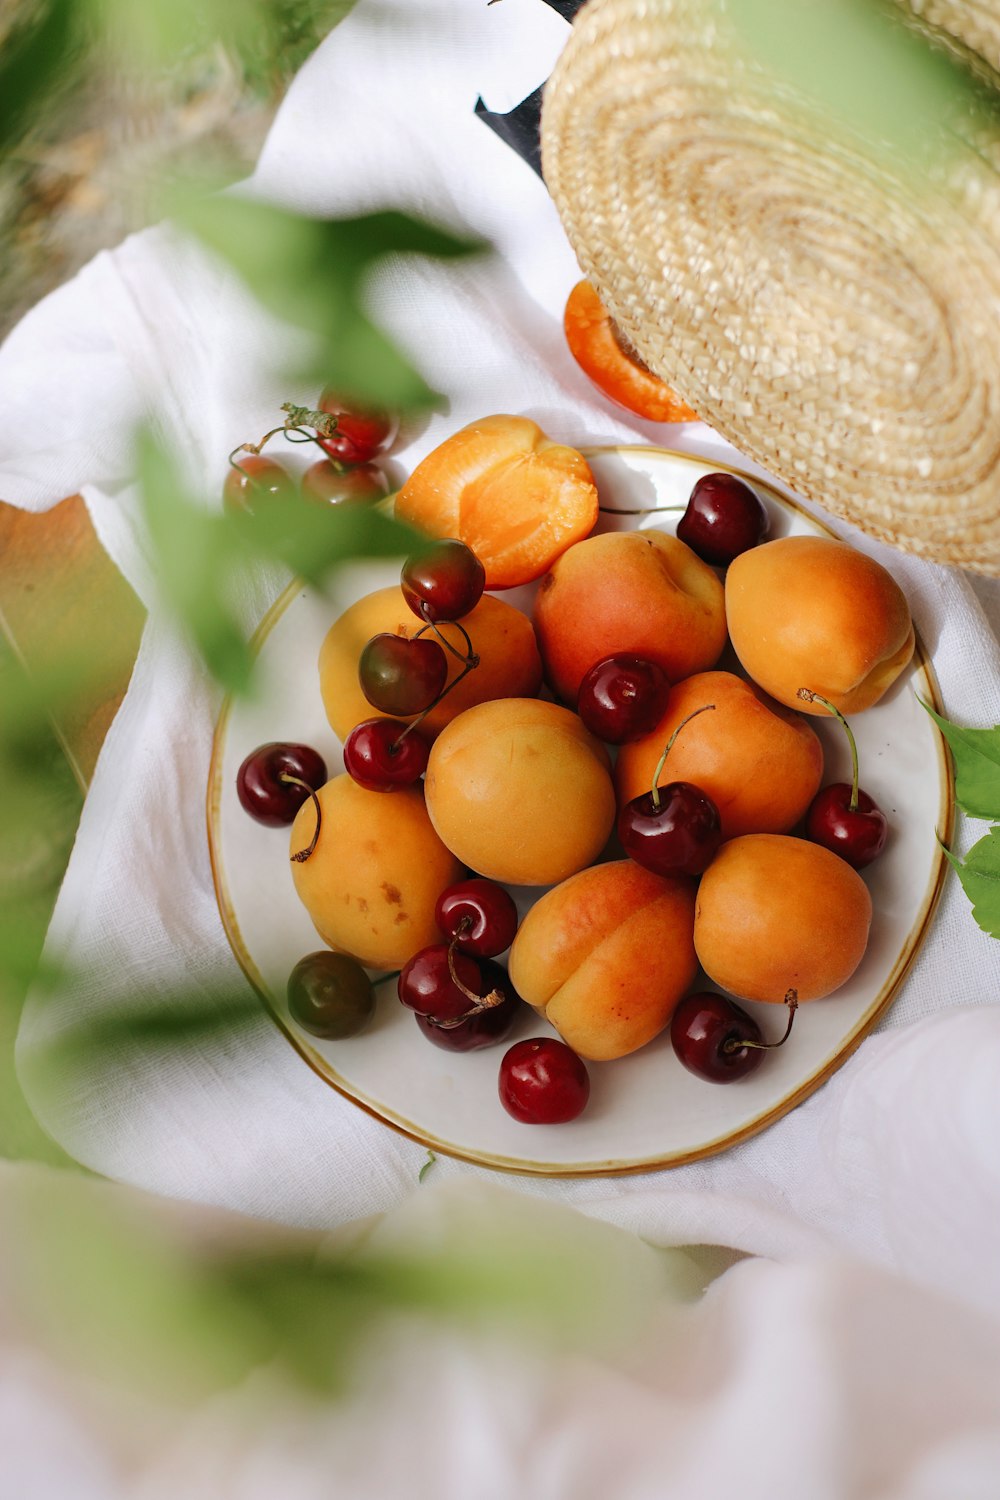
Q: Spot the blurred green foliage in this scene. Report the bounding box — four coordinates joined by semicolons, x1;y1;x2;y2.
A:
175;194;484;401
728;0;997;168
7;1166;688;1404
0;0;360;167
139;428;422;694
0;0;82;152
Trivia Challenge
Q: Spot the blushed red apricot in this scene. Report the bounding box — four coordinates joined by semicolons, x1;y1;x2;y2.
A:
508;860;698;1060
534;530;727;705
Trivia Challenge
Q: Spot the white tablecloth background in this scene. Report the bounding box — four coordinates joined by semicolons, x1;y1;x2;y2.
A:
2;2;1000;1493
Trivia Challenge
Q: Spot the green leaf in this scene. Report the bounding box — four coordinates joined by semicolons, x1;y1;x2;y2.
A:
138;431;256;693
227;487;418;585
138;429;420;695
173;194;487;406
942;827;1000;940
86;0;357;79
418;1150;436;1184
919;700;1000;820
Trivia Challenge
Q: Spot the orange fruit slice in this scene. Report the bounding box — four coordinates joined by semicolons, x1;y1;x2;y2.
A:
564;279;698;422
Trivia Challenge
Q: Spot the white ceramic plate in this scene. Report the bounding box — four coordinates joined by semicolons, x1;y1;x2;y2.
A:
208;447;953;1176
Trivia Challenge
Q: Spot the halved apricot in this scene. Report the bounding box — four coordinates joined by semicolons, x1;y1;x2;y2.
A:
394;414;599;589
564;280;698;423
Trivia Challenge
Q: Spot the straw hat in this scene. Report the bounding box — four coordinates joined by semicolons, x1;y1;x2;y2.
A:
541;0;1000;573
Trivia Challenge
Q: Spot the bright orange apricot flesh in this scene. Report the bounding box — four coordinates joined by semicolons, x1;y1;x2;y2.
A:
564;280;698;422
394;414;599;589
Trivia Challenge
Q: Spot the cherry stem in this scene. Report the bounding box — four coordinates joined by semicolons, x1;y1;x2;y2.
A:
285;776;322;863
649;704;716;811
231;397;351;469
598;502;685;516
283;427;332;453
391;620;480;751
723;990;798;1054
797;689;860;812
416;611;476;664
281;403;343;440
228;429;286;468
439;931;504;1024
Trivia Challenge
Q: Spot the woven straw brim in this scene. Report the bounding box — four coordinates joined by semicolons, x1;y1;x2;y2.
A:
542;0;1000;574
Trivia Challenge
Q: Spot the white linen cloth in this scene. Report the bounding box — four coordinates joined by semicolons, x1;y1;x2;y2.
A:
1;1167;999;1500
2;2;1000;1490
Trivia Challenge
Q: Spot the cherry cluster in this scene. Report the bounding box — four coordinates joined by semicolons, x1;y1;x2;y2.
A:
224;388;398;512
345;538;485;792
283;871;589;1122
400;878;589;1122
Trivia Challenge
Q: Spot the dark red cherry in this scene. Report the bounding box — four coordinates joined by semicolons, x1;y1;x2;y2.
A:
618;782;722;876
287;951;375;1039
358;633;448;717
401;539;486;623
414;958;521;1051
316;389;398;464
806;783;888;869
236;742;327;826
343;718;429;791
498;1037;590;1123
670;992;766;1082
576;655;671;744
436;879;519;957
796;690;888;870
676;472;769;566
398;943;504;1025
223;455;297;514
301;458;390;506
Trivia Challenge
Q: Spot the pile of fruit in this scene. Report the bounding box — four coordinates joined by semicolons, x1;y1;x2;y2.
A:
234;407;916;1128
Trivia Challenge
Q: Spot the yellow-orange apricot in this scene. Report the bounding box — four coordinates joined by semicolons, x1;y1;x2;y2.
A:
319;585;542;743
533;530;727;704
615;671;824;839
423;698;615;886
564;280;698;422
394;414;598;589
290;775;463;970
694;834;872;1003
726;536;915;715
507;860;697;1060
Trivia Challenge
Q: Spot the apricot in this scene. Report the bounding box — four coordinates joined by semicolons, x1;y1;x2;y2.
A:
614;671;824;839
423;698;615;886
694;834;872;1003
393;414;598;589
319;585;542;742
725;536;915;715
289;775;463;970
507;861;697;1061
564;280;698;422
533;530;727;704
